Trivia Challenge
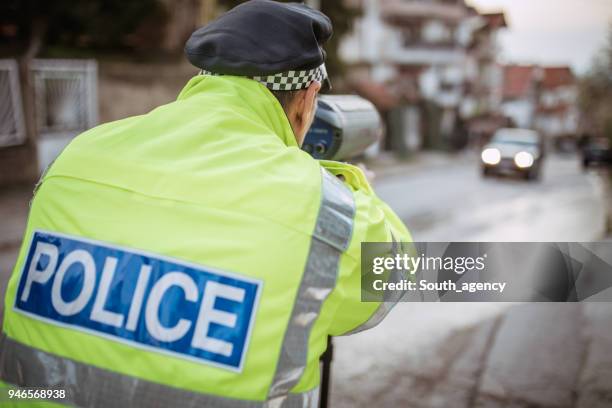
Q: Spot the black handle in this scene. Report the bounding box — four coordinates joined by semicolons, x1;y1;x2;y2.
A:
319;336;333;408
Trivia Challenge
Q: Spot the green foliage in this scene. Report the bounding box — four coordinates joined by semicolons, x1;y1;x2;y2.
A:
0;0;168;57
579;25;612;139
320;1;361;79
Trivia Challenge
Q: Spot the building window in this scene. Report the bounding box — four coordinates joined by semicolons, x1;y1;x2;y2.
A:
402;25;422;46
421;20;452;44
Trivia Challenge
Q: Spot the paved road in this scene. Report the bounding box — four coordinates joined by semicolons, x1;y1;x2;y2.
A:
331;153;612;407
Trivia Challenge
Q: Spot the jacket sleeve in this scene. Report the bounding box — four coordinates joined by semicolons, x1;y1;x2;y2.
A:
318;161;412;336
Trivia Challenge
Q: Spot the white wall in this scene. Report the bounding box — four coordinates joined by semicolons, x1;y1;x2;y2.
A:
502;99;534;128
535;108;579;137
422;20;452;43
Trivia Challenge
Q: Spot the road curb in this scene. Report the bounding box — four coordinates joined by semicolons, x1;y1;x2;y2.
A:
605;172;612;236
363;151;476;181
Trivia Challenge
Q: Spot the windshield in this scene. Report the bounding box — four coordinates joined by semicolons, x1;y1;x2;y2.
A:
591;138;610;149
492;129;539;146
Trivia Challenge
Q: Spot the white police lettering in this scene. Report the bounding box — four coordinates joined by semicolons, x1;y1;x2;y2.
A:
192;281;245;357
51;249;96;316
125;264;151;331
145;272;198;342
91;257;124;327
20;242;58;302
15;231;261;372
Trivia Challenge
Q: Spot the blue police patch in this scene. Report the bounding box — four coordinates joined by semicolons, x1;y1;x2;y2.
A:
14;230;262;372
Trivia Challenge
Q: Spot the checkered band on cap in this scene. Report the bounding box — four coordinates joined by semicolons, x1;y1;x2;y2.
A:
200;63;328;91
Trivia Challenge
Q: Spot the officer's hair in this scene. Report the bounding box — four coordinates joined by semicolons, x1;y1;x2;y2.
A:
270;89;299;113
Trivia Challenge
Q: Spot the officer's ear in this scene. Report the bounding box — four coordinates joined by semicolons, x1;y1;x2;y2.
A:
301;80;320;121
289;81;321;146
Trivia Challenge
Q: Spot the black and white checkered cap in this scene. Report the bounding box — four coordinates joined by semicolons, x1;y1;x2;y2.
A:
201;63;328;91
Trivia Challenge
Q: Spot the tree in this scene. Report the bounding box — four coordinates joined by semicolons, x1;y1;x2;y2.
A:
320;1;361;80
0;0;170;176
579;25;612;139
0;0;168;58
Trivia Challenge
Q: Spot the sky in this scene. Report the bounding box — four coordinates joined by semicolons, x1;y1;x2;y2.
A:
465;0;612;75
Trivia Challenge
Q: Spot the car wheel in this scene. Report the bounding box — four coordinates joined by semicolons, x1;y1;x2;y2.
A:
524;167;538;181
582;158;590;169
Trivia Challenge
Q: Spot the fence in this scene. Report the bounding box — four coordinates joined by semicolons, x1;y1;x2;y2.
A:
30;59;98;139
0;59;26;147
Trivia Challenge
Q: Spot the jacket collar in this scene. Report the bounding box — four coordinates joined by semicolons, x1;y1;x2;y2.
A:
177;75;298;148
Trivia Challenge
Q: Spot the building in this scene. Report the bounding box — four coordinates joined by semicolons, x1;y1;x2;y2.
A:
501;65;541;129
535;67;579;139
340;0;508;153
461;12;509;147
463;12;506;114
501;64;579;141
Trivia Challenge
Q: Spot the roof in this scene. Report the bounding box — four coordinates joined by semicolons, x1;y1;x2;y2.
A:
536;104;570;115
503;65;536;99
380;0;469;23
467;113;512;134
542;67;575;89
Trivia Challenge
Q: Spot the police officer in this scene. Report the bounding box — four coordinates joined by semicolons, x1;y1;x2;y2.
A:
0;1;411;407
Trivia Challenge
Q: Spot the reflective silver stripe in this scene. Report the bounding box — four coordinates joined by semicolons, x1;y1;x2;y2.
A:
343;234;405;335
342;301;394;336
266;387;319;408
312;170;355;252
0;334;320;408
268;168;355;401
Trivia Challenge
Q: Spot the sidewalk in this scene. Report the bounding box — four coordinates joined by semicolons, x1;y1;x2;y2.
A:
364;150;476;180
604;170;612;239
0;184;32;250
0;184;33;320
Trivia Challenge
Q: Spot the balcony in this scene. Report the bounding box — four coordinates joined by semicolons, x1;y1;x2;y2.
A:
381;0;469;23
384;45;466;65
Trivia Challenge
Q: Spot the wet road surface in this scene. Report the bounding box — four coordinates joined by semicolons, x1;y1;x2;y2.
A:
332;153;611;408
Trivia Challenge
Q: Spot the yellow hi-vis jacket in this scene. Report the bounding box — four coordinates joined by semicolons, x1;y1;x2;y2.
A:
0;75;411;407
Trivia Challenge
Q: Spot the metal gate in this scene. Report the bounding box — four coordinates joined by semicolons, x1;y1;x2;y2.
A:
30;59;98;171
30;59;98;138
0;59;26;147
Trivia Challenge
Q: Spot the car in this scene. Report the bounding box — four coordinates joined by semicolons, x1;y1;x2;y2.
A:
481;128;544;180
582;137;612;168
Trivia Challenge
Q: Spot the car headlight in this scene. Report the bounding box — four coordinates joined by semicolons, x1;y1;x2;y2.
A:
514;151;534;168
481;148;501;165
